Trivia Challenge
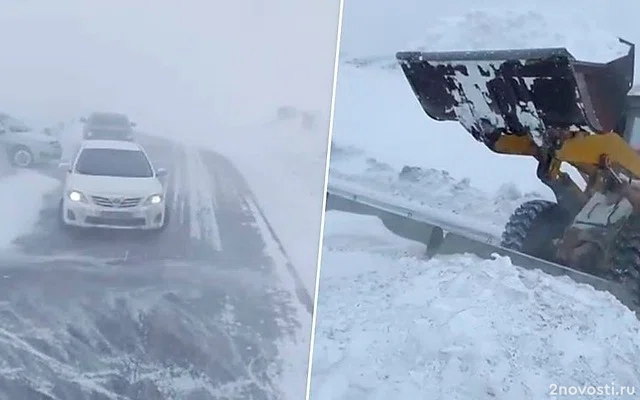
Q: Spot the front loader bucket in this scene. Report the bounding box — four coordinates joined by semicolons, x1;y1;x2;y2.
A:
396;39;635;148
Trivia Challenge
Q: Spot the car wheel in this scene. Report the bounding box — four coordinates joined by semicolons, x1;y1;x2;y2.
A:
9;146;34;168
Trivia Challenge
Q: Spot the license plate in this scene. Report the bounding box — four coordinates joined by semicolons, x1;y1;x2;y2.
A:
100;211;133;219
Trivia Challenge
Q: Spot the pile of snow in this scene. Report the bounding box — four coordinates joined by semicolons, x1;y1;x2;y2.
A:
340;1;640;68
310;212;640;400
0;170;59;249
405;8;629;63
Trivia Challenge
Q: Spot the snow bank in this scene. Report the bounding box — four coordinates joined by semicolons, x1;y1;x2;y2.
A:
329;151;550;238
0;170;59;249
310;212;640;400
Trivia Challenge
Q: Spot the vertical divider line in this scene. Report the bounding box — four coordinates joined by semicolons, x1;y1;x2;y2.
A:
305;0;346;398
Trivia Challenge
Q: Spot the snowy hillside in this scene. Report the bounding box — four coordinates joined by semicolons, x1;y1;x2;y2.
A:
312;4;640;400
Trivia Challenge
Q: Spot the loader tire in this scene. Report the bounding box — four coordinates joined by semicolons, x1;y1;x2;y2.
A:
608;215;640;285
501;200;570;262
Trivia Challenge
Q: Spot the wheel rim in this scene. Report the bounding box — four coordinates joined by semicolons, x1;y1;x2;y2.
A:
13;149;32;167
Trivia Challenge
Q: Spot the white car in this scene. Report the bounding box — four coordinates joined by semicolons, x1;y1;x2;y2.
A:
0;113;62;167
59;140;168;231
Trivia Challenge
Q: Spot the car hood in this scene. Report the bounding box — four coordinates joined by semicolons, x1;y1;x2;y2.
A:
13;130;56;143
66;174;162;197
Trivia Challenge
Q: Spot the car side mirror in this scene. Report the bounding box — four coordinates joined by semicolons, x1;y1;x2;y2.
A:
79;117;87;123
130;122;137;127
156;168;167;177
58;161;71;172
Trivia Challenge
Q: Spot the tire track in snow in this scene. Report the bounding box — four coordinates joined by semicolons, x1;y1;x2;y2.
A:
170;147;181;217
184;145;223;252
170;145;187;226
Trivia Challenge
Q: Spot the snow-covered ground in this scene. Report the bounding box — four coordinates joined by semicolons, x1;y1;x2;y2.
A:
311;3;640;399
0;170;58;250
311;212;640;400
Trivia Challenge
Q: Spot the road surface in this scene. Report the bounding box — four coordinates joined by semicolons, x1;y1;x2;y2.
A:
0;134;313;400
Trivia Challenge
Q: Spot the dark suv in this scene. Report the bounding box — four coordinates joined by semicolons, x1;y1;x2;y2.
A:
81;112;136;141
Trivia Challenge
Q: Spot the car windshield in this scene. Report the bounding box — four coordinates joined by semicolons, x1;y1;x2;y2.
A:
90;127;131;136
74;148;153;178
90;114;129;127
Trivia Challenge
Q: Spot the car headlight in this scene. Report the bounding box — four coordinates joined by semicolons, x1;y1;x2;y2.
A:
86;131;93;137
145;194;163;205
68;190;87;202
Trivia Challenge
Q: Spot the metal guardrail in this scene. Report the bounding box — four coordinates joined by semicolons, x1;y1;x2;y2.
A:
327;182;501;244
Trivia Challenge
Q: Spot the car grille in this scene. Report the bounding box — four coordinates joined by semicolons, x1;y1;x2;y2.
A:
85;216;146;226
91;196;142;208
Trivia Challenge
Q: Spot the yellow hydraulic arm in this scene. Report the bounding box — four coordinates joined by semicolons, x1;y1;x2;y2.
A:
490;132;640;180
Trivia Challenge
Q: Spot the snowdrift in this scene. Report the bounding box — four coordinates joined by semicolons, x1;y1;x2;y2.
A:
311;212;640;400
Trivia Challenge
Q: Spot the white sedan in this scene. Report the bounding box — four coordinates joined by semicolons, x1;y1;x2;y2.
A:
59;140;168;231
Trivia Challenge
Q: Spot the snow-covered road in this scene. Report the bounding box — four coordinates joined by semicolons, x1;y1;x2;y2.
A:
0;126;314;400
